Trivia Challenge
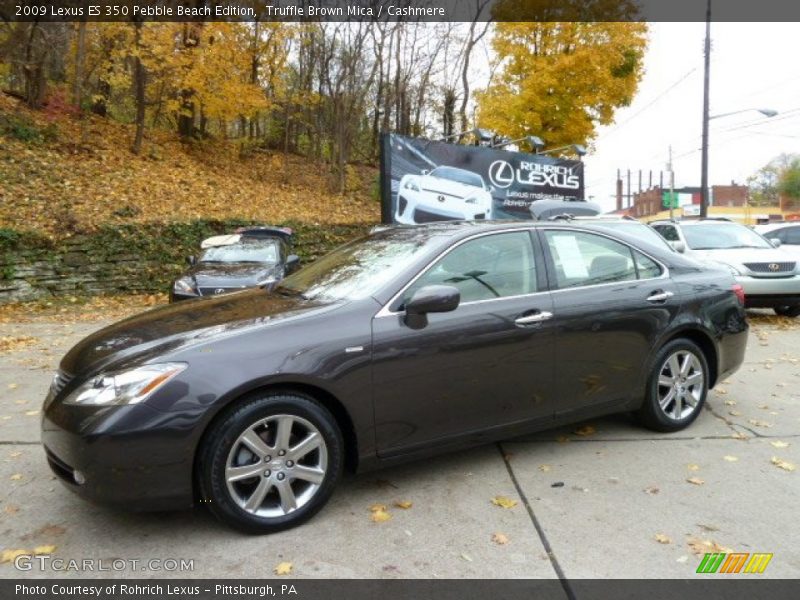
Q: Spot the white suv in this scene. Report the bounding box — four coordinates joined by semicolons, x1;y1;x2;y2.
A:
652;219;800;317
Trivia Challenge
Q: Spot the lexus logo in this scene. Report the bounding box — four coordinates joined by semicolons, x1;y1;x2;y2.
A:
214;288;225;295
437;195;446;203
768;263;780;272
488;160;515;189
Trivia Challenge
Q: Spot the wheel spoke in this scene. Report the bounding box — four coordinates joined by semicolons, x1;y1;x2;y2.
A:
658;375;674;387
241;429;271;457
274;416;294;451
673;392;683;418
276;479;298;513
659;388;675;410
243;478;272;512
291;465;325;485
684;390;699;407
226;462;263;483
685;372;703;387
679;353;693;377
289;432;321;460
668;355;681;378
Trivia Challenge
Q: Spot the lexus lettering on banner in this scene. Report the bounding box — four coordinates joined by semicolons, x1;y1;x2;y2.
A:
380;133;585;224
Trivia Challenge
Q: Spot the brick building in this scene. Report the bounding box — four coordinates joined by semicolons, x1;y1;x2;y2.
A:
625;184;749;219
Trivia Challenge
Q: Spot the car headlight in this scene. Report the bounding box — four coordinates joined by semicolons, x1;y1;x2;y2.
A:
464;196;479;204
404;179;420;192
719;263;742;276
257;275;278;286
173;277;196;295
63;363;187;406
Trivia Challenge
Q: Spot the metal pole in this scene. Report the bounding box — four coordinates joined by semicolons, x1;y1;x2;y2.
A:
699;0;712;218
668;145;675;221
627;169;631;209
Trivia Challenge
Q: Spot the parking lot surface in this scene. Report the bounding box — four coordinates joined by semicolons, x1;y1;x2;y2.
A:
1;304;798;580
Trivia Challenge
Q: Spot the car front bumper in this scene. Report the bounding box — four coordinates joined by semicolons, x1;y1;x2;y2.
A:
735;274;800;307
41;402;197;511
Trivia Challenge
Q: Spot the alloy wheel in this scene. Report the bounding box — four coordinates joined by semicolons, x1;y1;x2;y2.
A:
656;350;705;420
225;414;328;518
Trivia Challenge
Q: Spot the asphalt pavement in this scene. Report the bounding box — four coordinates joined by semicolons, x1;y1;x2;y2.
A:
0;309;798;581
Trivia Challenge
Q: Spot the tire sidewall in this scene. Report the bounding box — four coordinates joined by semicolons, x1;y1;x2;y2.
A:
641;339;709;432
199;393;343;534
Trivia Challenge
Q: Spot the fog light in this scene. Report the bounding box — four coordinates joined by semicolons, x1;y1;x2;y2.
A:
73;470;86;485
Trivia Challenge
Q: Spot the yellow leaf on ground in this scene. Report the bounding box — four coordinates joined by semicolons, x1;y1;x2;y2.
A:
1;549;29;564
274;562;292;576
771;457;796;472
368;503;387;512
654;534;671;544
492;533;509;545
722;456;738;462
9;474;22;481
687;537;733;556
748;419;773;428
723;400;736;406
4;505;19;515
687;464;700;471
538;464;551;472
770;440;790;449
491;496;518;509
729;411;742;417
24;410;40;417
686;477;705;486
393;500;413;509
371;509;392;522
33;545;55;555
573;425;596;436
7;383;18;390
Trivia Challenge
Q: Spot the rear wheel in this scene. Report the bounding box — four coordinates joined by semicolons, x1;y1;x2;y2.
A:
637;339;709;432
774;305;800;318
198;392;343;533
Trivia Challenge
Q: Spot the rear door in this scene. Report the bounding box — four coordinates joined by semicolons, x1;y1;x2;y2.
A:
540;228;681;417
371;230;556;455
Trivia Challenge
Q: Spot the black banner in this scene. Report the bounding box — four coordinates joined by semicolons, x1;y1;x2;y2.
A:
380;133;585;225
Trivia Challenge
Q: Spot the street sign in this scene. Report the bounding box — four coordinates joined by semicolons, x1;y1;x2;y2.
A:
662;191;679;208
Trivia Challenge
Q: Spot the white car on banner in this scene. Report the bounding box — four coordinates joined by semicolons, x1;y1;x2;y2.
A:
395;166;494;224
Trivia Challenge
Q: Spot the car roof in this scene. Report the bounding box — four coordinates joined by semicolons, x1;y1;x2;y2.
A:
651;219;741;227
755;222;797;230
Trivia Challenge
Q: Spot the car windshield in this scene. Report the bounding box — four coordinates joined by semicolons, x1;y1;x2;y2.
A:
591;221;674;251
430;166;483;188
682;224;772;250
276;230;434;302
200;239;279;263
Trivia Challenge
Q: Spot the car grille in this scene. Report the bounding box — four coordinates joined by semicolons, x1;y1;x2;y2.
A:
743;262;796;274
413;208;461;223
198;287;235;296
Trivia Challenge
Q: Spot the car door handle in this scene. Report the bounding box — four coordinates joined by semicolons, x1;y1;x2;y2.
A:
646;290;674;303
515;311;553;326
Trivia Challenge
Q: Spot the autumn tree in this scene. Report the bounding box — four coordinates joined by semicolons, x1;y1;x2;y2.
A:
477;4;646;152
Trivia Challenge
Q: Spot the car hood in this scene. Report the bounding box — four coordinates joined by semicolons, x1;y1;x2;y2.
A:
688;247;795;266
420;176;485;198
59;289;333;377
186;262;280;288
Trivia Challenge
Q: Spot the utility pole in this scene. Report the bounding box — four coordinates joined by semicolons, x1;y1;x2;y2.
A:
699;0;712;218
668;145;675;221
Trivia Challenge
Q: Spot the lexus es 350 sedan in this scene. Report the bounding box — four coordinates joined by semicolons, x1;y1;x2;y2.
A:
42;221;748;533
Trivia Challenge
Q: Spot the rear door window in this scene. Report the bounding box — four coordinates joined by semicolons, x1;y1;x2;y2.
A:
544;231;637;289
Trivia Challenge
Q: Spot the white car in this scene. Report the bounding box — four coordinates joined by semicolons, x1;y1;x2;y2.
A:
754;222;800;260
395;166;494;224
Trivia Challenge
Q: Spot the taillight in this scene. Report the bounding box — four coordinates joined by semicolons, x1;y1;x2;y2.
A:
732;283;745;305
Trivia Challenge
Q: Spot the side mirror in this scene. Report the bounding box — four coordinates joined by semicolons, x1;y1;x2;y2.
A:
404;285;460;329
670;241;686;253
770;238;782;248
186;255;197;266
285;254;300;273
488;185;495;193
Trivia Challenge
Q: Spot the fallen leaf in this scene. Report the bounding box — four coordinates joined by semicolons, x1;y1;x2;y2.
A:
460;553;473;562
729;410;742;417
758;404;770;410
274;562;292;576
654;533;671;544
573;425;596;436
556;436;570;443
771;457;796;472
686;477;705;486
492;533;509;545
491;496;518;509
731;432;748;440
4;505;19;515
0;549;29;564
723;400;736;406
722;455;738;462
687;537;733;556
687;464;700;471
24;410;40;417
9;474;22;481
538;464;551;472
7;383;18;390
676;555;689;564
697;523;719;532
371;509;392;522
33;545;55;555
770;440;790;449
368;503;387;512
9;451;21;458
748;419;773;428
643;486;660;495
715;388;728;395
393;500;412;509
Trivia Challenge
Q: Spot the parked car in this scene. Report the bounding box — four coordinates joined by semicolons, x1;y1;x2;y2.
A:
651;219;800;317
754;222;800;260
529;199;603;220
395;166;494;224
170;227;299;302
43;221;747;533
557;215;676;251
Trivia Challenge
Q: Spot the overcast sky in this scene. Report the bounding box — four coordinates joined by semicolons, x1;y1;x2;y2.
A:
583;22;800;211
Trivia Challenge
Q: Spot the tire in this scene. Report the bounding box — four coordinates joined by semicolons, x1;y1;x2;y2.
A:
774;305;800;318
637;339;709;432
198;391;344;534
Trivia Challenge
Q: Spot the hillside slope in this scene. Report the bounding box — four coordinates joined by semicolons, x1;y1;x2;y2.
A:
0;94;379;238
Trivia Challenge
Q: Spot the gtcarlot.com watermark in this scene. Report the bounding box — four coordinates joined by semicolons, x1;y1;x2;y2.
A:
14;554;194;573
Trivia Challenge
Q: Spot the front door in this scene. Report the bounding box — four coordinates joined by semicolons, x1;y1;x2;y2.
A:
371;230;555;456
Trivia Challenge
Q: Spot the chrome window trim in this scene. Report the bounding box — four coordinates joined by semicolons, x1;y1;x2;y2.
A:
374;225;670;318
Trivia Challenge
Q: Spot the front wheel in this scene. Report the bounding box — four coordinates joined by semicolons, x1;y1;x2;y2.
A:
637;339;709;432
774;305;800;318
198;392;344;534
